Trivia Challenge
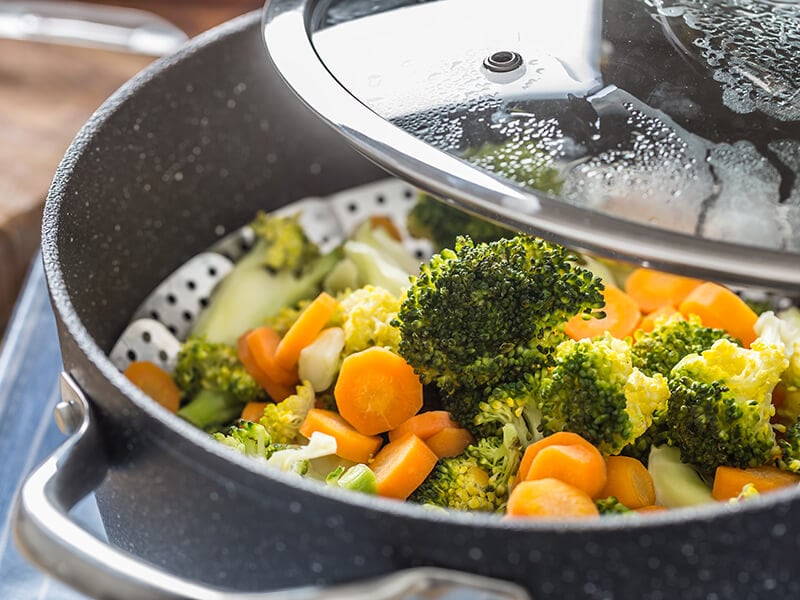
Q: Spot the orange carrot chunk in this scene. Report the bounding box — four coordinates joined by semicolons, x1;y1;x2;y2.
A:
388;410;459;442
679;282;758;347
241;402;268;423
624;268;703;314
525;444;607;499
124;361;181;413
598;455;656;509
274;292;339;370
506;478;600;519
298;408;383;464
425;427;475;459
238;330;295;402
712;465;800;501
370;434;438;500
639;305;682;333
636;505;668;513
564;285;641;340
243;327;298;386
334;347;423;436
517;431;600;485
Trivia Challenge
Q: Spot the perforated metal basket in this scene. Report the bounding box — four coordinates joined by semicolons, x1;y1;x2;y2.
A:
109;178;432;373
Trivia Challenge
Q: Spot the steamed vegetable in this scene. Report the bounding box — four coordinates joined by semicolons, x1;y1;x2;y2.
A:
193;213;340;345
120;201;800;520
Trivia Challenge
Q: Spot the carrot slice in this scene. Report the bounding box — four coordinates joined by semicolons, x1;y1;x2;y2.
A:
370;433;438;500
564;285;641;340
334;347;423;435
124;361;181;412
388;410;459;442
238;330;294;402
638;305;681;333
598;455;655;509
298;408;383;464
425;427;475;459
506;478;599;519
274;292;339;370
711;465;800;501
624;268;703;314
517;431;600;485
241;402;268;423
526;444;607;499
369;215;403;241
243;328;298;386
679;282;757;347
636;505;668;513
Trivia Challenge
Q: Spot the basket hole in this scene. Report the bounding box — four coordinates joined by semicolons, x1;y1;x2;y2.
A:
403;189;414;199
168;325;178;335
166;294;177;305
141;331;151;343
158;350;168;363
186;280;196;291
415;249;425;259
347;202;358;213
199;297;209;308
126;350;137;361
182;311;193;322
208;267;218;277
376;195;386;204
150;310;160;320
239;239;251;252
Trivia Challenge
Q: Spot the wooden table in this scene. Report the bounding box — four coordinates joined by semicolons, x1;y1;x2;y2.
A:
0;0;261;329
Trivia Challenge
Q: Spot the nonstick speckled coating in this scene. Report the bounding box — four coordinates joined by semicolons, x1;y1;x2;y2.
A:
40;11;800;599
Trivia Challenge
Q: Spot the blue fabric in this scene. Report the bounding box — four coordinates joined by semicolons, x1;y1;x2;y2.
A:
0;255;102;599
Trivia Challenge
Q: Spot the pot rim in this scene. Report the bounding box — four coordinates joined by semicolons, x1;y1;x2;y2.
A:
39;8;800;536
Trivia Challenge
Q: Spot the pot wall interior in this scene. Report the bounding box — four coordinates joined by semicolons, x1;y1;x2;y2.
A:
45;13;386;353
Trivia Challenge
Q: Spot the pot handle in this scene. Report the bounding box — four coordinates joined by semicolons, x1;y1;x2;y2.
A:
13;372;530;600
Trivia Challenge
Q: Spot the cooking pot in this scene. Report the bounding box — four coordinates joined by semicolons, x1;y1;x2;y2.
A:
12;9;800;600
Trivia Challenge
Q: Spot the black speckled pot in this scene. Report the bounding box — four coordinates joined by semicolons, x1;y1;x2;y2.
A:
41;11;800;599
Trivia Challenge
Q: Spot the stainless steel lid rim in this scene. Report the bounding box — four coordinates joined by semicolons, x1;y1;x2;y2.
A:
263;0;800;292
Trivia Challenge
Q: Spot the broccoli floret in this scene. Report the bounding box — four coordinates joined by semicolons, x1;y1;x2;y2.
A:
409;424;523;512
632;314;739;377
212;420;276;459
473;374;542;444
173;336;263;402
258;381;315;444
193;212;341;345
538;334;670;455
777;418;800;474
249;211;321;272
409;454;502;512
335;285;403;356
173;337;266;431
395;236;605;405
406;193;514;252
595;497;633;515
664;337;788;475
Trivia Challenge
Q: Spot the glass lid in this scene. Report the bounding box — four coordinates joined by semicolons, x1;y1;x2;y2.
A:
263;0;800;292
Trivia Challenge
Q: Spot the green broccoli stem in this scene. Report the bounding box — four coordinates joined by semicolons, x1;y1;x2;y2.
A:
178;389;243;431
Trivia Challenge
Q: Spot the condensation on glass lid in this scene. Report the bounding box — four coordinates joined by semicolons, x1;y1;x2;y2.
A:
311;0;800;254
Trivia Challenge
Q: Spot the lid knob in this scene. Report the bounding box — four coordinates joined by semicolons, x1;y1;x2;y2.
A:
483;50;523;73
